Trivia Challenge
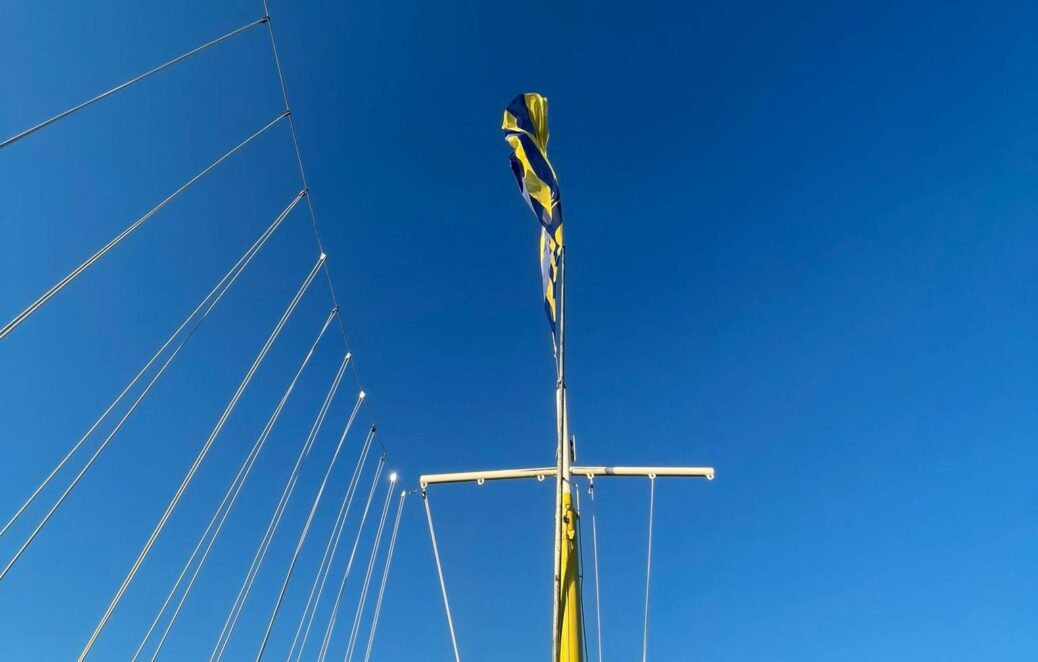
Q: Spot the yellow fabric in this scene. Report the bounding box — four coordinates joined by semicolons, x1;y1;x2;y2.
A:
558;491;584;662
502;94;550;154
541;228;559;324
521;93;550;153
502;91;564;345
506;134;556;221
501;109;522;136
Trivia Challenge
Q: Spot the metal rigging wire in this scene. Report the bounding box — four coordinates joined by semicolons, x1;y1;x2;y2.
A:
0;191;306;584
314;457;386;662
210;352;353;662
0;112;289;342
0;4;409;657
422;490;462;662
588;479;604;662
0;17;269;150
132;308;339;661
287;428;377;661
642;476;656;662
257;0;386;454
362;489;408;662
342;477;397;662
78;255;326;660
253;391;366;660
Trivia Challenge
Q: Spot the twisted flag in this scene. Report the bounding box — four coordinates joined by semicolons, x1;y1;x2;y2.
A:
502;93;565;349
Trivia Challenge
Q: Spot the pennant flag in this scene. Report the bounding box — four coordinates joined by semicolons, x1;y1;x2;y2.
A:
502;93;564;348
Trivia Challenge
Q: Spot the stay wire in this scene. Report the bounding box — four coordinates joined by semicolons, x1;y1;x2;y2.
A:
78;255;326;660
0;191;305;583
575;485;590;662
259;1;386;456
0;111;289;342
134;307;339;661
254;392;366;660
287;427;377;661
0;16;269;150
315;457;386;662
588;480;604;662
362;490;408;662
0;190;304;544
422;490;461;662
210;352;353;662
642;476;656;662
343;478;396;662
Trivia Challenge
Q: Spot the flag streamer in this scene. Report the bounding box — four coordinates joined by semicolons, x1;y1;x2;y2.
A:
502;93;565;352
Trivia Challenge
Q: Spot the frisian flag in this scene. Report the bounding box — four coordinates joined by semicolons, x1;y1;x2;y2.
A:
502;93;564;353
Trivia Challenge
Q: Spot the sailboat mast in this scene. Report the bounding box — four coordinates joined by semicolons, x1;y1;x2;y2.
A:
554;247;583;662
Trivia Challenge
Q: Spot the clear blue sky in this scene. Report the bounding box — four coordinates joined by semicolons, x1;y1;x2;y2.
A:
2;0;1036;659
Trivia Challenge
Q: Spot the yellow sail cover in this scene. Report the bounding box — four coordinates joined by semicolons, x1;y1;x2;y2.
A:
558;491;583;661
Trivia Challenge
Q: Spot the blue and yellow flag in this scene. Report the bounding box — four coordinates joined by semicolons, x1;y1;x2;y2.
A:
502;93;564;347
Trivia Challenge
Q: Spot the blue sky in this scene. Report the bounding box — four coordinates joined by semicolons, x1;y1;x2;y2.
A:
2;0;1037;659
